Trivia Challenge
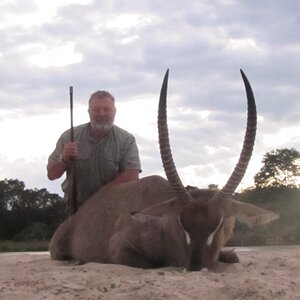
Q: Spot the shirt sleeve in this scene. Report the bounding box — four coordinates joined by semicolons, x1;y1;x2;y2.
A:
120;135;142;173
48;132;67;164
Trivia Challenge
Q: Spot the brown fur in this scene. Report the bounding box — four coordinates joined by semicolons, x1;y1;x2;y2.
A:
49;175;278;270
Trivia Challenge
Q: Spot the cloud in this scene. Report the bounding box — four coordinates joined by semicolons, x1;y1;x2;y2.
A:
0;0;299;195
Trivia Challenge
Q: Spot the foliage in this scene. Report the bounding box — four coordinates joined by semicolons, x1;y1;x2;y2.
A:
229;186;300;246
0;240;49;252
208;184;218;190
254;148;300;188
0;178;67;242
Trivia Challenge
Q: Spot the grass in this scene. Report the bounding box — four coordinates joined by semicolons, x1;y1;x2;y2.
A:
0;240;49;252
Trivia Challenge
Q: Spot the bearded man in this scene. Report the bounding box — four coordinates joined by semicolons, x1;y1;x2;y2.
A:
47;90;141;206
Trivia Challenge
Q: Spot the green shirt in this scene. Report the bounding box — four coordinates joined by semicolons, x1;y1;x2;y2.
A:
48;123;141;204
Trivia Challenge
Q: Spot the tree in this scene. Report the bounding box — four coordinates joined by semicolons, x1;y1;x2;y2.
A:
254;148;300;188
208;184;219;190
0;178;66;240
0;179;25;211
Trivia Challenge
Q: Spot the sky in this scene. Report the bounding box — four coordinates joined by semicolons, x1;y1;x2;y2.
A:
0;0;299;196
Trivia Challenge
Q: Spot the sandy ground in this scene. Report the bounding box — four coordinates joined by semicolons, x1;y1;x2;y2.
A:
0;246;299;300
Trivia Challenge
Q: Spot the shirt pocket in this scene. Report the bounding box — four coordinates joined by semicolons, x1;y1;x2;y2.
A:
94;146;121;183
77;144;92;161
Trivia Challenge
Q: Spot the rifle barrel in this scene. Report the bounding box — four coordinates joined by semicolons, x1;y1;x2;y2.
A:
69;85;77;215
70;86;74;142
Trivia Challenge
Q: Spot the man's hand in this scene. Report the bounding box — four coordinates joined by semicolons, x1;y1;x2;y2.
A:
47;142;79;180
62;142;79;162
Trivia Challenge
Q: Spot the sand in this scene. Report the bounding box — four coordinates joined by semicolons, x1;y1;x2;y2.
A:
0;246;299;300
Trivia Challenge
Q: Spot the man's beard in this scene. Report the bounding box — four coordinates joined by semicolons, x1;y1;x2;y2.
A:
91;119;114;132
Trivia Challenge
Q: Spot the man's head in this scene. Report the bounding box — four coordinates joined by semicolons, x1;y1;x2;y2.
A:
88;91;116;133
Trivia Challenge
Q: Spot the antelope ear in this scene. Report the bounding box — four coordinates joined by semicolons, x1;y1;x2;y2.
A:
131;197;184;218
222;198;279;228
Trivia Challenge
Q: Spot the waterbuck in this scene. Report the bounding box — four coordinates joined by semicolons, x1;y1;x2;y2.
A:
49;70;278;270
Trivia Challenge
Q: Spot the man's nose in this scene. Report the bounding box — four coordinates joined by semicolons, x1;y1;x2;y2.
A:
95;108;106;115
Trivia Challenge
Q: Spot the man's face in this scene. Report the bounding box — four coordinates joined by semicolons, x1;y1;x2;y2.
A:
88;97;116;132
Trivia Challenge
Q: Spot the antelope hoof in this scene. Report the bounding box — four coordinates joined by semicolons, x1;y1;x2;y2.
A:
219;249;239;264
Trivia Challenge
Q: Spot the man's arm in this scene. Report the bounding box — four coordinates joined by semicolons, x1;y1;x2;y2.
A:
47;160;68;180
105;169;139;186
47;141;78;180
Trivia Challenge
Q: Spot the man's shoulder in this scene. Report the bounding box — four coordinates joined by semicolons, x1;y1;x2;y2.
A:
112;125;135;139
60;123;89;139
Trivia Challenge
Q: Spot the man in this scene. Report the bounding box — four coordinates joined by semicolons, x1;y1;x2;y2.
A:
47;90;141;207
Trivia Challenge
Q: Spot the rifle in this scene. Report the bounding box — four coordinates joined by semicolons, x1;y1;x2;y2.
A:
68;86;78;215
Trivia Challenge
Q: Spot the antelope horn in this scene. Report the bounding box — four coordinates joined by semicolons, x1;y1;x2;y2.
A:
211;69;257;202
158;69;193;203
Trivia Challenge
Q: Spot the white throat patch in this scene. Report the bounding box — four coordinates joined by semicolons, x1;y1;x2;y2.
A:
178;215;191;246
207;217;224;246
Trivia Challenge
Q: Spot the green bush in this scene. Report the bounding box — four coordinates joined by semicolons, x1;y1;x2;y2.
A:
0;240;49;252
230;187;300;246
13;222;48;241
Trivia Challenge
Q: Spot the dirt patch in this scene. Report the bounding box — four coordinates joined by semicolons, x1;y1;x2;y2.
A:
0;246;299;299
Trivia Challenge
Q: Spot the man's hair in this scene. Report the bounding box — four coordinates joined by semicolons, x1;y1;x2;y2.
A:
89;90;115;105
